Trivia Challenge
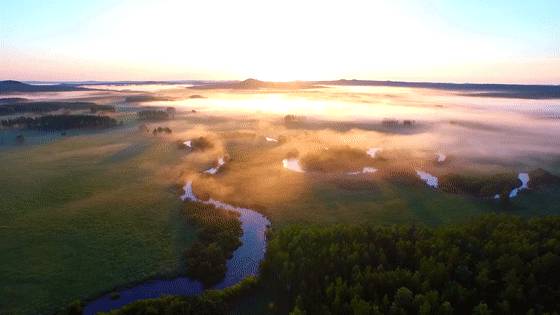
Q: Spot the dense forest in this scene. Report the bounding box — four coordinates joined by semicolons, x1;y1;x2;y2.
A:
0;101;114;116
183;202;243;286
1;115;117;130
260;215;560;314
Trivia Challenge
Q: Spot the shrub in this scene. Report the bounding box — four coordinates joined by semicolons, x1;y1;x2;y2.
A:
300;146;372;172
190;137;214;151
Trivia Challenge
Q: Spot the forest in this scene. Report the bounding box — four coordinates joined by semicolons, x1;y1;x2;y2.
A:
260;215;560;314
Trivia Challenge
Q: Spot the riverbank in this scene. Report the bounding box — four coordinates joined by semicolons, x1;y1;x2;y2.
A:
83;180;270;314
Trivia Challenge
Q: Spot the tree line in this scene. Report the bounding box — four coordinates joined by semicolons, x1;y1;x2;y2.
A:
0;101;114;116
152;126;172;135
137;108;175;121
1;115;118;130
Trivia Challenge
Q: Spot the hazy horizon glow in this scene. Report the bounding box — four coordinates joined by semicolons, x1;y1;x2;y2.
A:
1;0;559;84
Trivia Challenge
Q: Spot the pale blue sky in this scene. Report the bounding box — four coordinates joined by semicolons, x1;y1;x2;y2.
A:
1;0;559;83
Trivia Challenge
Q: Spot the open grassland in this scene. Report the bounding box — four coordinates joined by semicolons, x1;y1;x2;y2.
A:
0;129;196;315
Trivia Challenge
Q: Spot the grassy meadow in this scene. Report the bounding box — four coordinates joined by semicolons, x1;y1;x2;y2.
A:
0;128;196;314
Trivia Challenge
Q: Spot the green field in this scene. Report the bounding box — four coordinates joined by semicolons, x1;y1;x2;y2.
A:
2;114;560;314
0;129;196;314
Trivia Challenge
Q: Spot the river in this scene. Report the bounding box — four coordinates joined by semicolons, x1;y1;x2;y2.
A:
84;181;270;314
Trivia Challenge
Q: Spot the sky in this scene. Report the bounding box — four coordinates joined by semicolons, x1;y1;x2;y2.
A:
1;0;559;83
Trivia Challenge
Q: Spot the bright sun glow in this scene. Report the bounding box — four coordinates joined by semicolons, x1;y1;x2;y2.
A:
86;0;509;81
1;0;559;83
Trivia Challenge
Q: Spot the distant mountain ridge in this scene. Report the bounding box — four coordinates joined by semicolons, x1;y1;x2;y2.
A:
0;80;89;94
316;79;560;99
189;78;560;98
3;78;560;99
190;78;321;90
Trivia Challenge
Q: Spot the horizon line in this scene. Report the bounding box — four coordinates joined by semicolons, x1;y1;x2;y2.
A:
5;78;559;87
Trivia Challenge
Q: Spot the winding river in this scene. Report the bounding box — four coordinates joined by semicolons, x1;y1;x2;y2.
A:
84;181;270;315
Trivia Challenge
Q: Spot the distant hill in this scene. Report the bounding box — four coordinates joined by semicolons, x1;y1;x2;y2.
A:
4;78;558;99
317;79;560;99
0;97;28;104
65;80;208;86
190;78;322;90
0;80;89;94
189;78;560;98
